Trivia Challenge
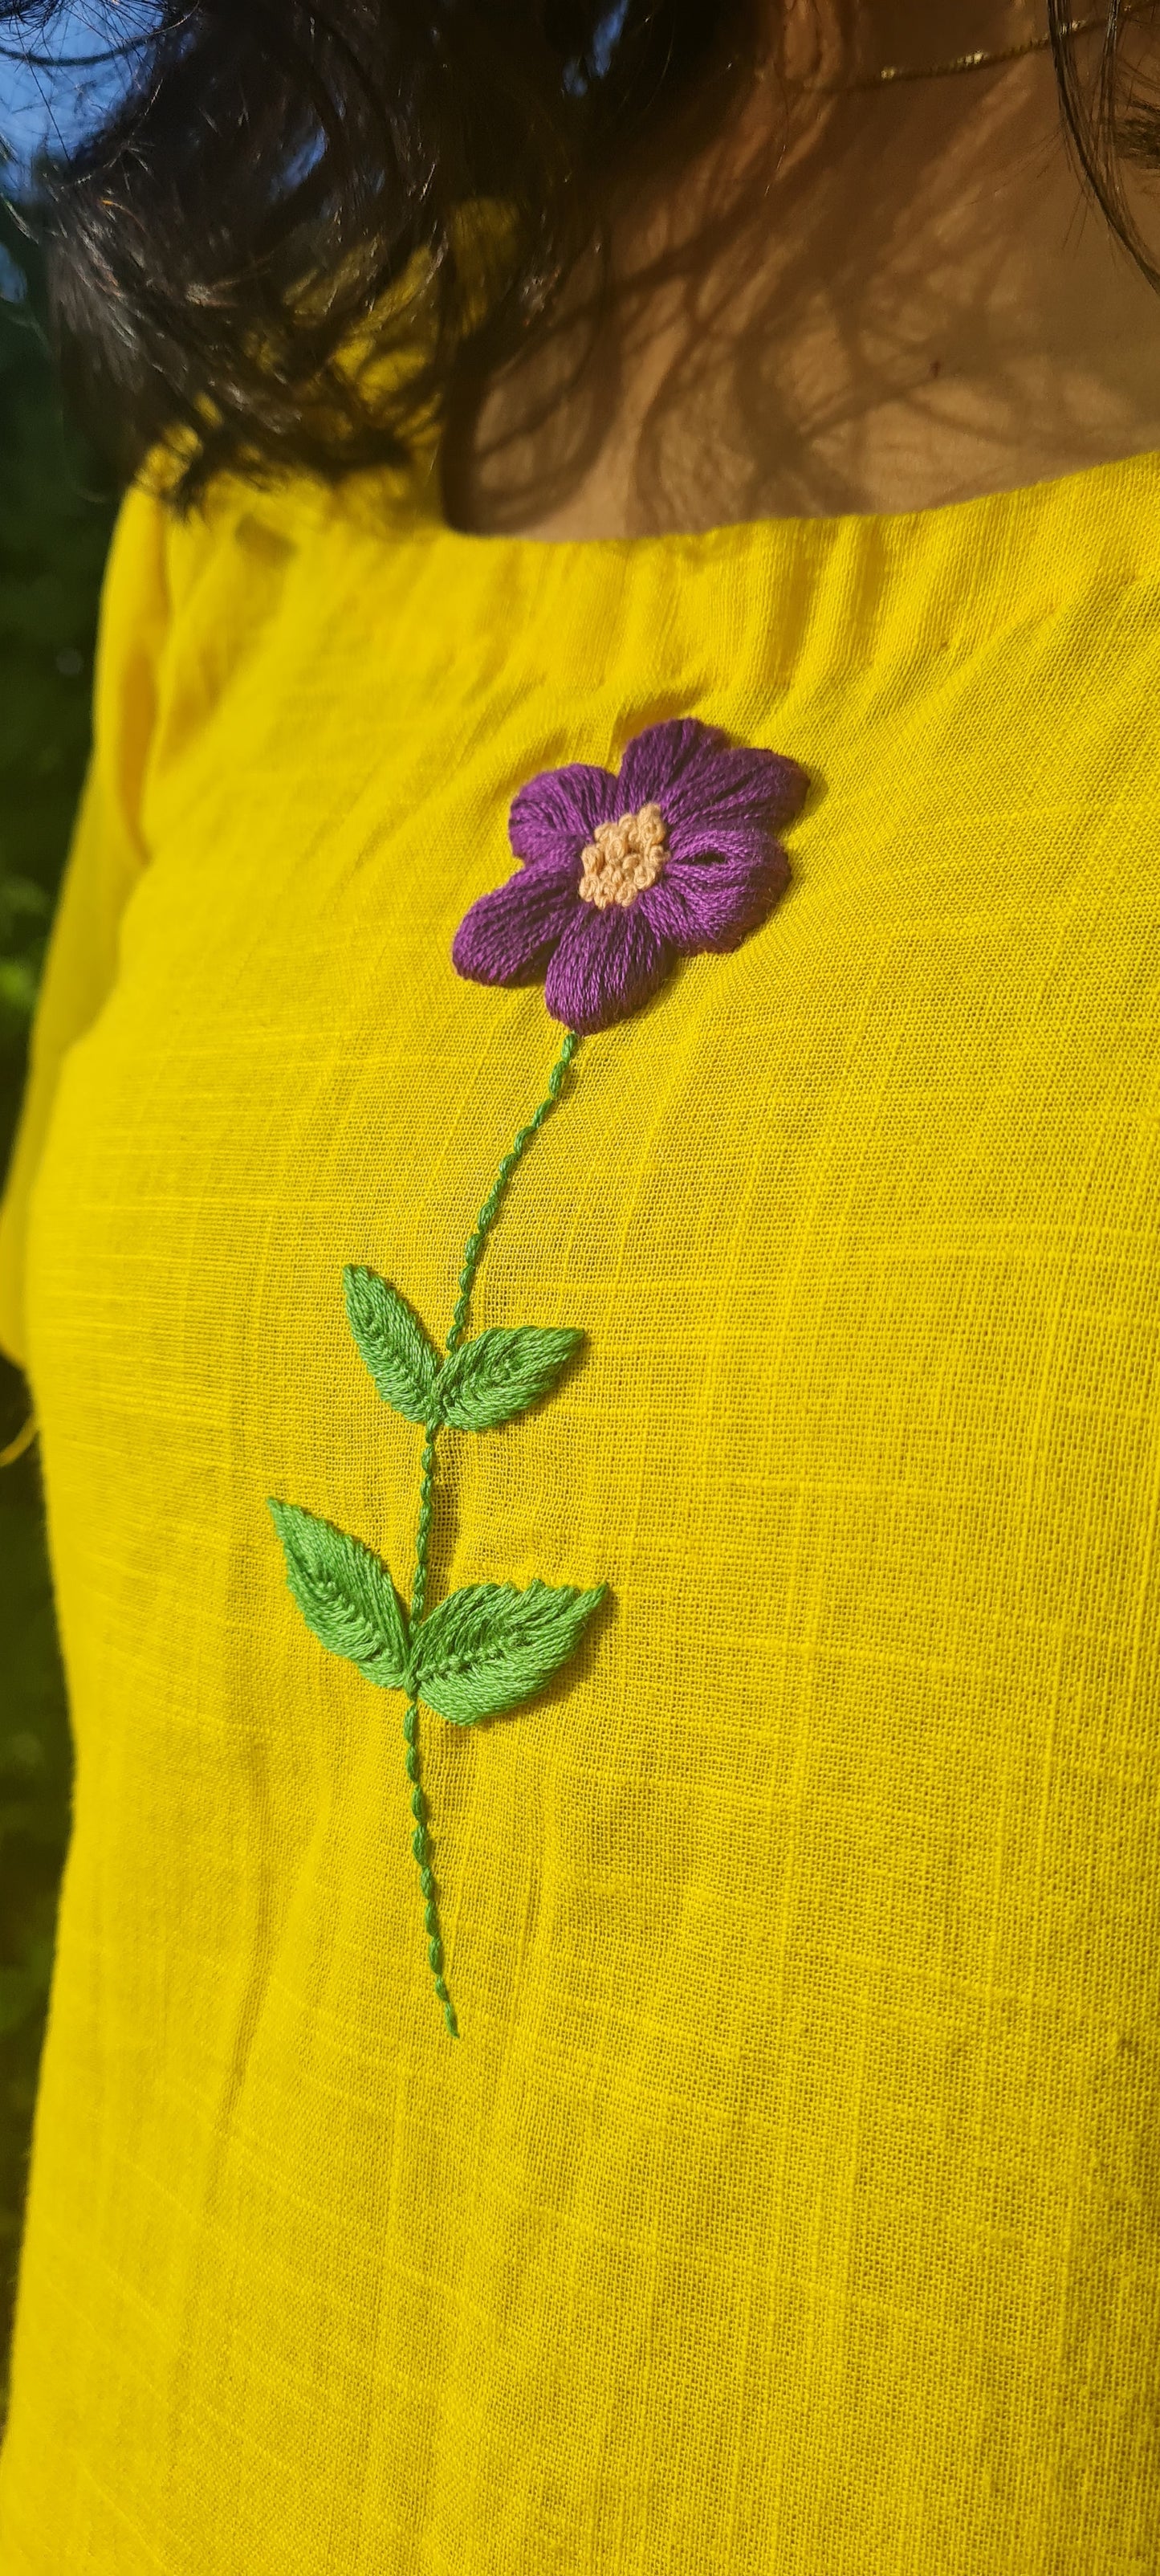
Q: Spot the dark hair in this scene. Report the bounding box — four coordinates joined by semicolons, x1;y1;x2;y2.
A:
0;1;1151;506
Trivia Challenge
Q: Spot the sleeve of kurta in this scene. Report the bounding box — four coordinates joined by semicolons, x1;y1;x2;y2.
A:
0;479;170;1367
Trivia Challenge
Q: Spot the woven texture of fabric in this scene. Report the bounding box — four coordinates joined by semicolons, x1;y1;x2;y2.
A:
1;445;1159;2572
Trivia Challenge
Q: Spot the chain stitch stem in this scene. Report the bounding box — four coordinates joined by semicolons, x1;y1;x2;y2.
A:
401;1024;582;2036
446;1028;581;1357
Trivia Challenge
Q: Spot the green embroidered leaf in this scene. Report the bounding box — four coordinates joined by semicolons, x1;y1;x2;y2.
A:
409;1577;607;1724
269;1500;409;1689
344;1268;439;1424
434;1326;584;1433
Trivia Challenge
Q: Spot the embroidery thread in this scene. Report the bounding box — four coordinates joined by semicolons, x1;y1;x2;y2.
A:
454;716;807;1031
271;719;806;2036
271;1027;602;2035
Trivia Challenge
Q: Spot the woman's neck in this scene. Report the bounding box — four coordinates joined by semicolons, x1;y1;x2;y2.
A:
445;5;1160;539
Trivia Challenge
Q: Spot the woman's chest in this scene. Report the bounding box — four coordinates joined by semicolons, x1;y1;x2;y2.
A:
26;703;1160;1726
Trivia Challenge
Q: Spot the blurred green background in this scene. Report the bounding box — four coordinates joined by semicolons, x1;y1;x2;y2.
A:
0;201;116;2399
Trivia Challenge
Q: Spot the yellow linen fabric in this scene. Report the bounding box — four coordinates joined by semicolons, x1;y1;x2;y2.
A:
2;445;1160;2574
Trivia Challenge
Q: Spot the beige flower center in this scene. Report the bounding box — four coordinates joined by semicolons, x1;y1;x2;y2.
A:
578;802;668;911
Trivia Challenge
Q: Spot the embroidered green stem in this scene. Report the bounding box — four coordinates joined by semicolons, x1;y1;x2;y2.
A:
403;1023;582;2036
403;1422;454;2032
446;1027;580;1356
411;1425;438;1631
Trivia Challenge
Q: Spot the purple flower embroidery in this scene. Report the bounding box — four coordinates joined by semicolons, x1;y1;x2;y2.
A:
452;719;808;1034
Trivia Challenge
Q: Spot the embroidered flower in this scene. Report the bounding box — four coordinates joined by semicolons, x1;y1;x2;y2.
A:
275;718;809;2036
452;718;808;1033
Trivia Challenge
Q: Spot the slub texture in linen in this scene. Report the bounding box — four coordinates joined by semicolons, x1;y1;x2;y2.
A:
2;449;1160;2572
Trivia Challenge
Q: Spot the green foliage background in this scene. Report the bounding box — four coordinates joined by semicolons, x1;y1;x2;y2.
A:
0;208;116;2395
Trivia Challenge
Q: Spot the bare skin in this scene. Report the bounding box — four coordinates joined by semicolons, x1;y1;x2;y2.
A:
444;1;1160;537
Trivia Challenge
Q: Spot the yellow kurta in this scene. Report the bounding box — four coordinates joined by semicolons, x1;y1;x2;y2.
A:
2;442;1159;2573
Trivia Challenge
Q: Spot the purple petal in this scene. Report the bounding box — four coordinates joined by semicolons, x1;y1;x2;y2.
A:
665;819;780;869
640;846;789;955
508;761;620;868
543;904;673;1033
618;719;808;837
453;863;579;987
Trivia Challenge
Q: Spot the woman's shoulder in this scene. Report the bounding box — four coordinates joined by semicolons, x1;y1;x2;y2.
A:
129;433;440;587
